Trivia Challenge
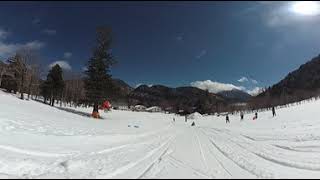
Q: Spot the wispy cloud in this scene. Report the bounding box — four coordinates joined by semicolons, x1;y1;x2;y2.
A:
64;52;72;59
251;79;258;84
238;76;259;84
0;40;45;59
24;40;45;50
238;77;249;83
49;61;72;71
196;50;207;59
42;29;57;35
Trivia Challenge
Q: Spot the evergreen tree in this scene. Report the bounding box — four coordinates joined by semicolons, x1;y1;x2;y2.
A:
84;27;116;118
41;64;65;106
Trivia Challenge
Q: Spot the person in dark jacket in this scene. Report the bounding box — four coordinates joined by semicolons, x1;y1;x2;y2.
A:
272;107;276;117
240;112;244;121
226;115;230;124
191;121;195;126
253;112;258;120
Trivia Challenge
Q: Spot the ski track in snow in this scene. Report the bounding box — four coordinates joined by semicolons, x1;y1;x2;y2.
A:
1;91;320;178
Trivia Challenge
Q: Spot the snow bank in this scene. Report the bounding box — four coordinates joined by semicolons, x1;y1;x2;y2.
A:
187;112;202;119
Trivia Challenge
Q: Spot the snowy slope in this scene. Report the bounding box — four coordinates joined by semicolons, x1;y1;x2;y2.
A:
1;90;320;178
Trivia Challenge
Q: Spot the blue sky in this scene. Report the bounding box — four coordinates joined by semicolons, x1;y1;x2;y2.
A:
1;1;320;95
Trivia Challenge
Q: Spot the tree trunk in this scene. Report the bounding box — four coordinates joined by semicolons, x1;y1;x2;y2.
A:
0;70;4;88
27;75;33;100
51;97;54;106
20;70;25;100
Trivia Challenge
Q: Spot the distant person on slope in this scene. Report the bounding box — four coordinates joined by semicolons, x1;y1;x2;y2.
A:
240;112;244;121
253;112;258;120
226;114;230;124
191;121;195;126
272;107;276;117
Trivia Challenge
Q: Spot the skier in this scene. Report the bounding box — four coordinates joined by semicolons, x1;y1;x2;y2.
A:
191;121;195;126
173;117;175;122
272;107;276;117
253;112;258;120
240;112;244;121
226;114;230;124
185;115;187;122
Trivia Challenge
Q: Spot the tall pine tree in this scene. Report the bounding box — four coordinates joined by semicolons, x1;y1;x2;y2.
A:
41;64;65;106
84;27;116;118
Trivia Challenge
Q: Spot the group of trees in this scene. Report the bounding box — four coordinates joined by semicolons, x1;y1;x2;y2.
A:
0;26;118;118
1;47;42;100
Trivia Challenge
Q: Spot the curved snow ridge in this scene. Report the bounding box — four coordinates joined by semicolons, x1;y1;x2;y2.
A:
0;144;75;157
97;135;176;179
200;129;274;178
91;132;174;155
220;131;320;171
206;128;320;173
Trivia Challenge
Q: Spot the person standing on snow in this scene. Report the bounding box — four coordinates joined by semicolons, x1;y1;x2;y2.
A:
226;114;230;124
253;112;258;120
272;107;276;117
240;112;244;121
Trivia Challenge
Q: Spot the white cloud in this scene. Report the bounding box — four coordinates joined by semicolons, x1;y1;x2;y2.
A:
196;50;207;59
191;80;245;93
42;29;57;35
64;52;72;59
49;61;72;71
246;87;264;96
0;40;45;59
251;79;258;84
0;42;19;58
23;40;45;50
238;77;249;83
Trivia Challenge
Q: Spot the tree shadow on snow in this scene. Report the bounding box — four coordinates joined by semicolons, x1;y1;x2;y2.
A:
55;107;105;120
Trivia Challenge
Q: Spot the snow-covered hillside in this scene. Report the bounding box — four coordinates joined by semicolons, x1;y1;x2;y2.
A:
1;90;320;178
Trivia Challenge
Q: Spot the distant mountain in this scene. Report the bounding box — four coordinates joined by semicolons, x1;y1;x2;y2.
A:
217;89;252;102
128;84;227;114
252;54;320;108
112;78;133;94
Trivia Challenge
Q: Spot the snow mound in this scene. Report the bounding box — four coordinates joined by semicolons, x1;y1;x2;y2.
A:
187;112;202;119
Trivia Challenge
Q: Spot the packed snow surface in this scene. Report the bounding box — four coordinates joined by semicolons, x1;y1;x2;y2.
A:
1;90;320;178
187;112;203;120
